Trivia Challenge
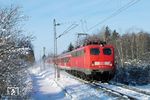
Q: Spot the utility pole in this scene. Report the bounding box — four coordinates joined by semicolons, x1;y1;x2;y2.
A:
53;19;60;80
42;47;46;70
53;19;77;80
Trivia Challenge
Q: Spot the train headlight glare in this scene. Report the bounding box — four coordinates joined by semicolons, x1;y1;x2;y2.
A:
91;61;112;66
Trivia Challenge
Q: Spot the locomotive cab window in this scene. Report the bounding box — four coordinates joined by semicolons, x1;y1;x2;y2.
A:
90;48;100;55
103;48;111;55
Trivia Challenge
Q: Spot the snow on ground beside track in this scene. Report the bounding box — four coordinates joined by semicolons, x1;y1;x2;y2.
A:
100;84;150;100
29;63;150;100
29;64;68;100
29;63;118;100
31;75;67;100
56;71;116;100
135;84;150;93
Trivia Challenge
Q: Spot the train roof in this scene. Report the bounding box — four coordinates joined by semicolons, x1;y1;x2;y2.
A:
58;44;114;58
74;44;114;50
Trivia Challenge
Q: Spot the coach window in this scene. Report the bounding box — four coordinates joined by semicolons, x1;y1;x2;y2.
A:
64;57;69;62
71;52;76;57
78;50;84;56
90;48;100;55
76;51;80;56
103;48;111;55
81;50;84;55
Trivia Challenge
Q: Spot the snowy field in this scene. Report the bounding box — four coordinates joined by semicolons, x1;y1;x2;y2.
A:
29;63;150;100
135;84;150;93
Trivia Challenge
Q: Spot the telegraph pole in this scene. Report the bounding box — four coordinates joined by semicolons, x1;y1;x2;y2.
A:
53;19;60;80
53;19;77;80
42;47;46;70
53;19;56;79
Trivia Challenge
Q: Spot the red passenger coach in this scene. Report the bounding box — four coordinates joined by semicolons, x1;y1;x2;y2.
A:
57;44;115;81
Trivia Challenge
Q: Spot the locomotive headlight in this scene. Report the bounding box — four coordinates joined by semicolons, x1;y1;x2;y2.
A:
91;61;112;66
104;61;112;66
94;62;100;65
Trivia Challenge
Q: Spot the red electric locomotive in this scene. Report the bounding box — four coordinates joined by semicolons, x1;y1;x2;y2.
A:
57;44;115;81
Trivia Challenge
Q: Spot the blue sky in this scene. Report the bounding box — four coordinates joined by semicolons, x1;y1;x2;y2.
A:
0;0;150;60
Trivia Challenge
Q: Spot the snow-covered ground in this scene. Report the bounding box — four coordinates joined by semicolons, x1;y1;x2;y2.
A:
135;84;150;93
29;64;119;100
29;65;67;100
29;63;150;100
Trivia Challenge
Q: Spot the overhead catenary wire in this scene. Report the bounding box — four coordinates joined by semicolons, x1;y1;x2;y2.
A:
87;0;141;32
56;23;78;39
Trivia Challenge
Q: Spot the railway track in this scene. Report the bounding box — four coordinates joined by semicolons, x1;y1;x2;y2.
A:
94;82;150;100
54;78;102;100
110;81;150;96
66;71;150;99
54;79;73;99
55;70;150;100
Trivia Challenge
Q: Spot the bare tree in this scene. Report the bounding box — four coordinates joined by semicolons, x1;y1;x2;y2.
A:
0;5;34;98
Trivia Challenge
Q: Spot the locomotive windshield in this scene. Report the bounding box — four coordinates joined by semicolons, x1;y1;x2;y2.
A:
90;48;100;55
103;48;111;55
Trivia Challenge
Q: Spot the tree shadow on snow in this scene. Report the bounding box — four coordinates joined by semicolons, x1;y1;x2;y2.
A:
30;74;67;100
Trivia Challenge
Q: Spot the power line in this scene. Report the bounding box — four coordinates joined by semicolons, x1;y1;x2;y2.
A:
56;23;78;39
87;0;141;31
